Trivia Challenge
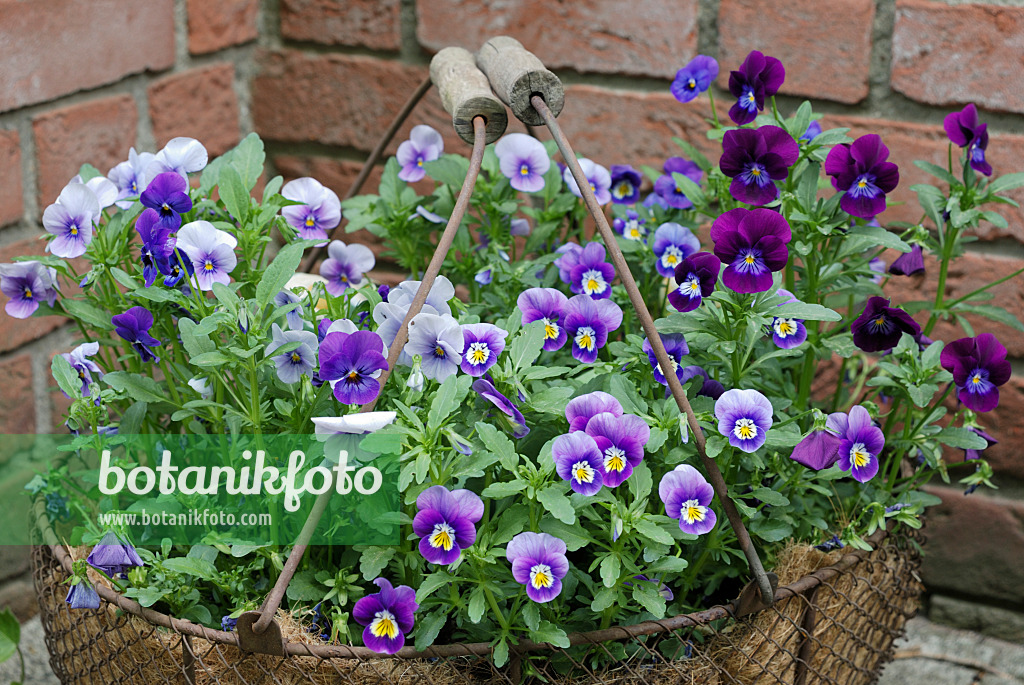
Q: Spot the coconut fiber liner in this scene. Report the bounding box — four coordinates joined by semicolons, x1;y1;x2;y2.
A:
31;512;923;685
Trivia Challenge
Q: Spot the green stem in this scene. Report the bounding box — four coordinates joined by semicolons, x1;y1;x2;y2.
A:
706;88;721;129
481;579;510;632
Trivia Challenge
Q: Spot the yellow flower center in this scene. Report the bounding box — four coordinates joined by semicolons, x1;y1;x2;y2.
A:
733;418;757;440
530;564;553;589
542;319;559;340
429;523;455;551
604;447;626;473
369;611;398;639
467;342;489;365
681;499;707;524
850;443;871;468
290;352;302;363
520;164;530;176
434;345;446;358
305;216;315;227
572;460;595;484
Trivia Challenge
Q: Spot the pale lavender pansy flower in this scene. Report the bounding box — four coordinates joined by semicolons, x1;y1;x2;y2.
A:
659;464;717;535
827;405;884;482
397;125;443;183
353;578;418;654
460;323;508;376
43;183;99;258
87;531;144;577
388;276;455;316
495;133;550;193
715;388;773;453
414;205;446;224
553;431;605;495
653;223;701;278
175;221;238;291
406;312;464;382
146;137;208;184
274;289;305;330
108;147;156;209
372;301;439;367
585;411;650;488
60;342;103;397
565;391;623;433
0;261;59;318
563;158;612;205
281;177;341;242
517;287;569;351
188;377;213;399
474;268;492;285
564;294;623;363
326;318;387;357
71;175;118;210
413;486;484;565
552;242;583;285
507;532;568;603
66;581;100;610
472;377;529;438
312;411;397;464
319;240;375;296
266;324;319;384
510;218;531;236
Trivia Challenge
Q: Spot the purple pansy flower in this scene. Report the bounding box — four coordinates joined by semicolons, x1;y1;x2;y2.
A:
175;221;238;291
659;464;717;536
474;269;492;285
510;218;531;236
72;175;118;210
495;133;550;193
964;427;997;461
642;333;690;386
715;388;773;453
60;342;103;397
653;157;703;210
613;210;647;242
387;276;455;316
274;289;305;331
669;252;720;312
518;287;569;351
413;486;484;565
940;333;1011;413
679;365;725;399
770;288;807;349
353;578;418;654
0;261;59;319
827;405;884;482
652;223;700;278
553;431;606;494
609;164;642;204
584;412;650;488
552;243;583;285
66;581;100;610
112;306;162;363
507;532;569;603
108;147;155;209
146;137;208;183
800;121;822;142
564;158;612;205
944;103;992;176
869;257;886;284
851;296;921;353
789;429;842;471
472;377;529;438
266;324;319;384
281;177;342;242
406;312;464;382
87;531;144;577
140;171;193;231
888;245;924;276
728;50;785;126
460;323;507;376
564;294;623;363
318;329;389;405
135;209;175;288
710;207;792;294
396;125;443;183
320;240;375;296
43;183;99;258
671;55;719;103
720;126;799;206
824;134;899;220
565;391;623;433
569;242;615;300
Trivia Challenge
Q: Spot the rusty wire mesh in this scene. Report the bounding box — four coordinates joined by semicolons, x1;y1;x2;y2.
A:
32;520;923;685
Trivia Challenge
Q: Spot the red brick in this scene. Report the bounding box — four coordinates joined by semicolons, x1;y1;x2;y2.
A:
187;0;258;54
33;95;138;210
0;130;22;227
0;0;174;114
148;63;241;157
281;0;401;50
717;0;874;104
892;1;1024;114
0;353;35;433
416;0;698;79
824;114;1024;245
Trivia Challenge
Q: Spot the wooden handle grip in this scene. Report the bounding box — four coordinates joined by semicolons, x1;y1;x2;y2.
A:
475;36;564;126
429;47;508;145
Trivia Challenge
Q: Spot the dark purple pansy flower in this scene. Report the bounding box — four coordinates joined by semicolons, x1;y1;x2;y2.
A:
281;177;342;242
827;405;884;482
671;55;719;103
609;164;642;204
964;427;997;461
507;532;569;603
654;157;703;210
824;134;899;220
653;223;700;278
710;207;792;294
495;133;550;193
112;306;162;363
642;333;689;386
613;210;647;242
87;531;144;577
940;333;1011;413
770;288;807;349
460;323;508;376
318;330;389;405
720;126;799;206
679;365;725;399
565;391;623;433
564;294;623;363
60;342;103;397
473;377;529;438
140;171;192;231
715;388;773;453
944;103;992;176
659;465;716;536
353;578;418;654
135;209;174;288
396;125;443;183
789;429;842;471
669;252;720;312
569;242;615;300
851;296;921;353
413;486;484;565
888;244;924;276
553;431;605;495
66;581;100;610
0;261;59;319
518;287;569;352
320;240;375;296
585;412;650;488
728;50;785;126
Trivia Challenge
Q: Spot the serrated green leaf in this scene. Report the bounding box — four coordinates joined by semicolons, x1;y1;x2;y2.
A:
427;373;472;431
590;588;616;613
988;172;1024;195
914;160;959;186
751;487;790;507
539;518;593;551
823;334;858;358
256;241;305;307
847;223;911;252
789;101;813;141
492;504;529;545
422;154;469;188
230;132;266;192
162;557;217;580
103;371;168;404
179;318;215;357
51;354;82;398
189;350;234;367
536;485;575;525
628;462;653;502
936;427;989;450
415;572;454;603
958;303;1024;332
610;374;648;415
809;128;852;146
522;602;541;631
476;421;518;470
414;610;447;651
671;137;711;171
120;401;148;434
750;517;792;543
286;570;326;601
599;555;621;588
63;298;115;330
645;556;688;574
481;481;527;498
531;620;570;648
632;582;666;618
529;386;575;414
509;321;546;371
633;518;674;545
218;164;250;223
467;587;486;623
359;546;395;581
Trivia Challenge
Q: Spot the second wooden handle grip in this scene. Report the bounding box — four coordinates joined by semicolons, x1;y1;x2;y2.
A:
429;47;508;145
475;36;564;126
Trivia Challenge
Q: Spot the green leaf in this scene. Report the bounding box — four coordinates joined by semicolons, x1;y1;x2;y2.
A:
914;160;959;186
414;610;447;651
359;546;395;581
62;298;115;330
524;366;572;381
536;485;575;525
0;608;19;664
980;210;1009;229
286;570;326;602
109;267;140;290
428;374;472;431
481;481;527;498
599;555;621;588
671;137;711;171
937;427;990;450
415;571;454;603
590;588;617;613
750;517;793;543
162;557;217;580
539;518;592;552
823;334;858;358
913;184;947;227
610;374;649;415
256;241;305;307
988;171;1024;195
633;518;674;545
509;321;546;371
645;556;688;574
809;128;852;146
958;303;1024;332
103;371;168;404
467;586;487;623
422;154;469;188
475;421;518;470
492;505;529;545
846;223;911;252
789;101;813;141
671;172;706;206
230;132;266;192
51;354;82;398
130;586;168;607
628;462;653;502
130;286;188;305
120;401;148;435
632;582;667;618
531;620;570;648
522;602;541;631
179;318;215;357
218;164;250;223
359;429;404;455
492;638;509;668
189;351;234;367
772;302;842;322
751;487;790;507
529;386;575;414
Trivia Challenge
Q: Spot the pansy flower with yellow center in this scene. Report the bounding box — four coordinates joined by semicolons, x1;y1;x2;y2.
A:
659;464;717;536
826;405;885;483
584;411;651;487
940;333;1012;413
568;242;616;300
175;220;238;292
353;578;418;654
459;322;508;376
406;312;464;383
563;157;612;205
824;133;899;219
281;176;341;242
715;388;773;453
850;296;920;353
652;222;700;277
553;431;606;496
669;252;721;313
769;288;807;349
396;124;443;183
507;532;569;603
564;294;623;364
266;323;319;384
671;55;719;103
43;182;100;259
653;157;703;210
517;287;569;352
319;239;375;297
719;125;799;206
711;207;791;294
413;485;484;566
642;333;690;387
609;164;642;204
727;49;784;126
318;329;389;405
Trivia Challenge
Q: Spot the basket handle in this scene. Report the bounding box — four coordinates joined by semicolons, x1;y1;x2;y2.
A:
430;46;508;145
475;35;564;126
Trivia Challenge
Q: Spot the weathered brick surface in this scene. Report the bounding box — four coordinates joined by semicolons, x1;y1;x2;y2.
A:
416;0;698;79
281;0;401;50
148;63;241;157
0;0;174;114
717;0;874;104
0;354;35;434
0;130;22;227
892;0;1024;114
0;239;66;353
187;0;258;54
33;95;138;210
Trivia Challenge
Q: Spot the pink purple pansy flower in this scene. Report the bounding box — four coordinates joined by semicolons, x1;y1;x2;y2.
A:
413;486;484;565
108;147;156;209
460;323;508;376
495;133;550;193
319;240;375;296
824;134;899;220
789;429;842;471
659;464;717;536
653;222;700;278
568;242;615;300
175;221;238;291
563;158;612;205
553;430;606;495
281;177;342;242
43;182;99;258
614;210;647;242
944;103;991;176
406;312;464;382
396;125;444;183
266;324;319;384
642;333;690;386
609;164;642;204
653;157;703;209
145;137;208;184
715;388;773;453
565;391;623;433
140;171;193;231
60;342;103;398
710;207;792;294
472;377;529;438
671;55;719;103
584;411;650;488
826;405;884;483
770;288;807;349
719;126;799;206
0;261;59;319
353;578;418;654
507;532;568;603
65;581;100;610
318;329;389;405
669;252;720;312
517;287;569;352
87;531;144;577
564;294;623;364
112;306;162;363
939;333;1011;413
888;244;924;276
727;50;785;126
850;296;920;353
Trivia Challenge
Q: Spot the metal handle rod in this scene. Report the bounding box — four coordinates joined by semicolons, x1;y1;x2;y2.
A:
251;115;490;635
530;94;775;606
